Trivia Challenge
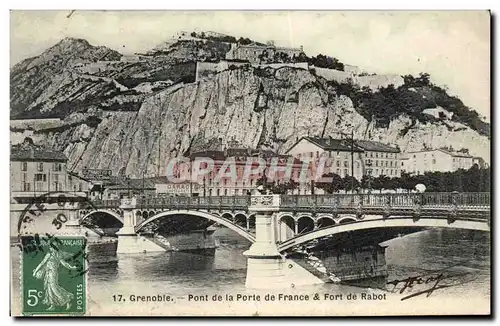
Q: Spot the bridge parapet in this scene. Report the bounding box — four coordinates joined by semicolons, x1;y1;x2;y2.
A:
91;199;121;209
89;192;490;214
280;192;490;213
120;197;137;209
136;196;251;211
249;195;281;212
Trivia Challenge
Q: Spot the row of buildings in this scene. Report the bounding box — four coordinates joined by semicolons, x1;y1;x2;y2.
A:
10;136;486;202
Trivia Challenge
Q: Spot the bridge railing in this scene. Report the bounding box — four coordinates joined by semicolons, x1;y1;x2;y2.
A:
91;193;489;211
280;192;490;211
135;196;251;210
91;199;121;208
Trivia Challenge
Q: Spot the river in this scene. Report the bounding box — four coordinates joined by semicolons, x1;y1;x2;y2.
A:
10;228;490;316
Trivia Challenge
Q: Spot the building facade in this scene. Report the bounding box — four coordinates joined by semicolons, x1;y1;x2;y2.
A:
402;149;476;175
10;138;90;202
170;147;313;196
286;136;402;180
11;139;67;196
226;43;304;64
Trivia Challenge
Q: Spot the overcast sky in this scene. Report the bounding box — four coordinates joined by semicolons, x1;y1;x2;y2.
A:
10;10;490;120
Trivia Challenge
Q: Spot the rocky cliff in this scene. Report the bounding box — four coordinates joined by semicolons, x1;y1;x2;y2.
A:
10;38;490;178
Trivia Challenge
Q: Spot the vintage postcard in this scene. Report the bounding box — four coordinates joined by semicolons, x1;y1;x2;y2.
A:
10;10;491;316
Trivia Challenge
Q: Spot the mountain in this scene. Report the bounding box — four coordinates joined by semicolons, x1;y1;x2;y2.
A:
10;36;490;178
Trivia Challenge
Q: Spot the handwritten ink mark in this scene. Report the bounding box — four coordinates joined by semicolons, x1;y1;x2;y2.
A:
387;268;476;301
67;10;75;19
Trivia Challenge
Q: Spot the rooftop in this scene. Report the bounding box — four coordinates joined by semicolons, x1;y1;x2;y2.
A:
291;136;363;153
406;148;473;158
354;140;400;153
288;136;400;154
11;138;67;162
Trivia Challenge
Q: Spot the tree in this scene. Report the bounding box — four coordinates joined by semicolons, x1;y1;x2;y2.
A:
255;174;298;194
238;37;252;45
316;173;343;194
342;176;360;192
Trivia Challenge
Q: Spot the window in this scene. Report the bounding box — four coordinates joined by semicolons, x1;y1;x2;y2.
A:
224;189;228;196
375;160;378;167
37;162;44;172
413;155;416;158
35;174;46;182
356;162;360;168
21;162;27;171
386;153;388;158
79;183;82;192
336;168;340;175
316;151;319;157
432;159;436;164
53;163;62;172
344;169;348;176
385;161;388;167
390;161;393;167
343;161;348;167
336;161;340;167
375;153;378;158
370;152;373;158
23;183;31;192
390;169;393;175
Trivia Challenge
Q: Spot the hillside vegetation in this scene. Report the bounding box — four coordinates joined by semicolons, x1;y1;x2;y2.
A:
327;73;489;137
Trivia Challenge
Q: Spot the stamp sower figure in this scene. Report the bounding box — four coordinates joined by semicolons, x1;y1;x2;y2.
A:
32;246;78;311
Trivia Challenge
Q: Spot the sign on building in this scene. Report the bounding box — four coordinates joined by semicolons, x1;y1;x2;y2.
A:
82;169;113;180
155;182;200;196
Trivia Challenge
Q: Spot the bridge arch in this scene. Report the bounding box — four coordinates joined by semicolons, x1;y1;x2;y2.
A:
297;215;315;234
317;216;335;228
248;214;256;229
280;215;295;229
295;213;313;222
234;213;247;228
135;210;256;243
221;212;234;221
278;217;490;252
337;215;358;224
80;209;123;224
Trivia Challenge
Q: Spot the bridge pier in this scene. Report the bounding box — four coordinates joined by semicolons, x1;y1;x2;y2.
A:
64;203;82;233
116;198;165;254
244;195;323;289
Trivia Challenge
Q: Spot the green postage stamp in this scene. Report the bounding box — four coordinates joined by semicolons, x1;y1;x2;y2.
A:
20;235;87;316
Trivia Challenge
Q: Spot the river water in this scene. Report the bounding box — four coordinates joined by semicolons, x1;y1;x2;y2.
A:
10;228;490;316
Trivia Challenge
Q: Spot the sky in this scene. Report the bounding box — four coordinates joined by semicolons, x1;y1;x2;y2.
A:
10;10;491;120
